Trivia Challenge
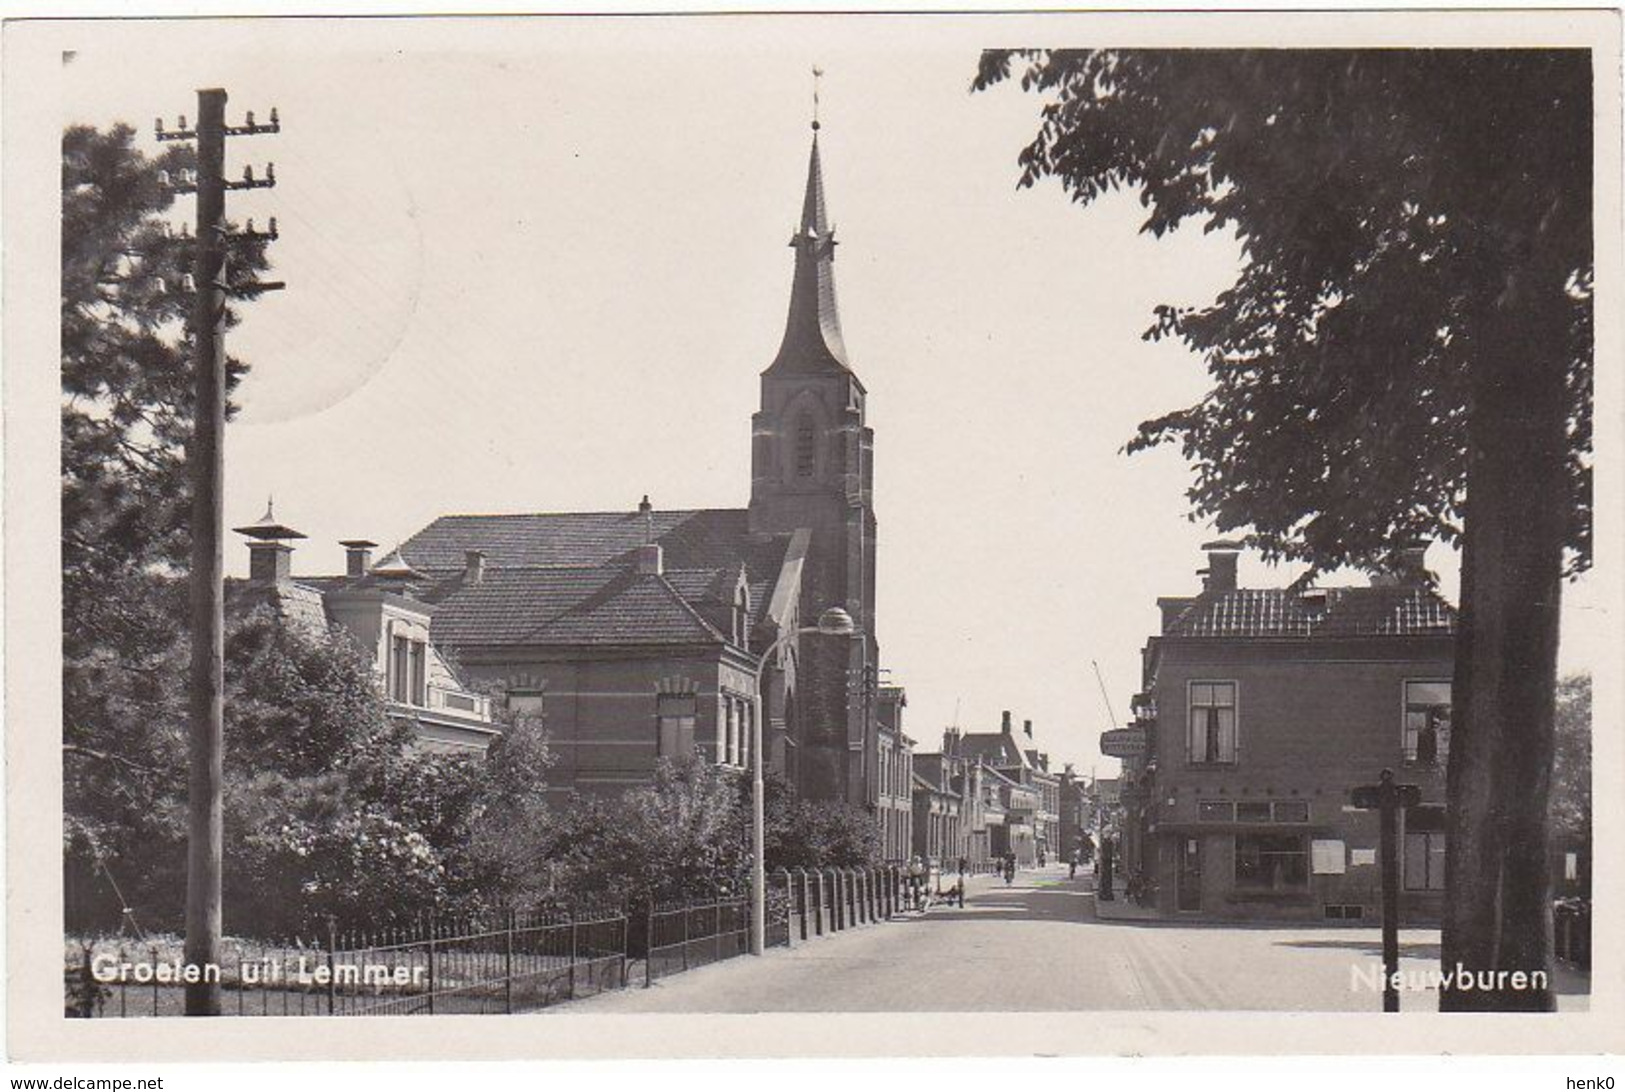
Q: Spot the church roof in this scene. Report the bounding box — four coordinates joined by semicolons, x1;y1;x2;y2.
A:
767;132;851;376
1165;586;1456;639
391;508;791;650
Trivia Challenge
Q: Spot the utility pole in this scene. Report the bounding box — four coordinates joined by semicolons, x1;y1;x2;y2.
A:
158;88;281;1016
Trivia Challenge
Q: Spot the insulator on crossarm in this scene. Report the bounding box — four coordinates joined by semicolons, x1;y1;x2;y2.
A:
178;114;187;131
243;165;254;183
157;170;170;187
265;163;276;184
245;111;256;127
182;274;196;293
154;117;163;137
269;107;279;127
246;219;256;234
268;217;278;238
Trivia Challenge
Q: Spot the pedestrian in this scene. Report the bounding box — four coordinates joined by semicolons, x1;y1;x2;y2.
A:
1002;854;1016;886
1069;849;1079;880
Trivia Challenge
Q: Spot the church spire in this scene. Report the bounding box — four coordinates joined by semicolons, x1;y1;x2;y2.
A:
768;120;850;374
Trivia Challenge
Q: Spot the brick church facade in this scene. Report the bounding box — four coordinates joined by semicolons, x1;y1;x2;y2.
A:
236;128;897;811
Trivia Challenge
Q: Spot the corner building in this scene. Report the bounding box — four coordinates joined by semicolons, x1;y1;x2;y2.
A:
1134;541;1455;922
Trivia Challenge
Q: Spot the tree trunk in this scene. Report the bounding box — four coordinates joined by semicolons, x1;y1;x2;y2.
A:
1440;284;1569;1012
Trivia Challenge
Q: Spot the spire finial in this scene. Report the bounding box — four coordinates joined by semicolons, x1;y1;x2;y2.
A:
811;65;823;131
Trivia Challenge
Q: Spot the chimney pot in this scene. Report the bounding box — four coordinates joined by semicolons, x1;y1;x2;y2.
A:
465;550;487;585
1023;718;1033;739
635;542;664;576
339;539;377;578
1001;710;1012;735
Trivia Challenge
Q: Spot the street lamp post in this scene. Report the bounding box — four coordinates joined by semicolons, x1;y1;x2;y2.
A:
750;606;857;955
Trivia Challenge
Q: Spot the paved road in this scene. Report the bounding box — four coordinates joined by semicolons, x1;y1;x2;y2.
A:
563;865;1589;1013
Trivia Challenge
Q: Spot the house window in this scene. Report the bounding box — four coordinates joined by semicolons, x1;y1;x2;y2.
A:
1236;801;1272;823
1273;800;1310;824
1404;805;1447;891
1188;682;1237;764
1404;681;1452;766
657;694;697;760
409;641;426;706
1234;833;1308;891
794;413;817;478
1197;800;1234;822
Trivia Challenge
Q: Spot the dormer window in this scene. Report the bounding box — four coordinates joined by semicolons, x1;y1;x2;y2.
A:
795;413;817;478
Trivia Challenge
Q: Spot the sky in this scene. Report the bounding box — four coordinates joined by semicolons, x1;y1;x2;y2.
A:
55;16;1607;777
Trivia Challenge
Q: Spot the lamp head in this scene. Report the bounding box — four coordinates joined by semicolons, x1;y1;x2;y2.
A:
815;606;856;636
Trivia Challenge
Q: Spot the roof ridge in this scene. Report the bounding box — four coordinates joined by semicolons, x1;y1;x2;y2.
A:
433;507;748;521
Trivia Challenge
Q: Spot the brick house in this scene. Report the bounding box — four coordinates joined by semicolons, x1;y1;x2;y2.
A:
910;768;961;865
874;686;915;862
1126;540;1455;922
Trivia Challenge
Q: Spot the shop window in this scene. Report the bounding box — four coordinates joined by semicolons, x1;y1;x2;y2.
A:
1234;833;1308;891
1198;800;1234;822
1404;805;1447;891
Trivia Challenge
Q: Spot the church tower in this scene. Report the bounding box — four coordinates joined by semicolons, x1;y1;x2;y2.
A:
749;125;878;806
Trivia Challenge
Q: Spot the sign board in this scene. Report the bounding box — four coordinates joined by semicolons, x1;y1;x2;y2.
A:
1351;848;1378;867
1099;727;1148;759
1311;839;1347;875
1350;782;1421;809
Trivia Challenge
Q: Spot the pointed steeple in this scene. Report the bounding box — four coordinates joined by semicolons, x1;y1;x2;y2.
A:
767;128;850;374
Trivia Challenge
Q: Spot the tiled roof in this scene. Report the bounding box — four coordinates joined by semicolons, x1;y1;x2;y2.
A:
398;508;781;575
377;509;792;650
953;732;1031;770
425;566;749;648
1168;586;1456;639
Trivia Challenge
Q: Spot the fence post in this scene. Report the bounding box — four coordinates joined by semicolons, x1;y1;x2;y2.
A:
645;898;655;988
426;913;437;1016
504;909;515;1015
681;901;690;972
568;912;578;1000
324;918;337;1016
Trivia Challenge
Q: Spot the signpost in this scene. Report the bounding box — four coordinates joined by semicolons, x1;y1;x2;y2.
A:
1350;769;1422;1012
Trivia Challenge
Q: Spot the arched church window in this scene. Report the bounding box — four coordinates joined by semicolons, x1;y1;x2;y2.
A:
795;413;817;478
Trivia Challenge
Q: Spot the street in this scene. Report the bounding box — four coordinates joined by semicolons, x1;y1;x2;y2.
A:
562;866;1590;1013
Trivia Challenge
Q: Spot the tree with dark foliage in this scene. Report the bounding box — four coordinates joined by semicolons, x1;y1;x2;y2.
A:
975;49;1592;1010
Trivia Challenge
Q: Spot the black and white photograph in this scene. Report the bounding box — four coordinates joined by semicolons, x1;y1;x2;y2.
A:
3;5;1621;1070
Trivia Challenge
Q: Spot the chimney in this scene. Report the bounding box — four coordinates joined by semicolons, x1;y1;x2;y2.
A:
1023;718;1034;739
339;539;377;578
233;499;306;588
1001;710;1013;735
1201;540;1242;593
248;541;294;586
465;549;487;585
635;542;664;576
943;727;961;754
